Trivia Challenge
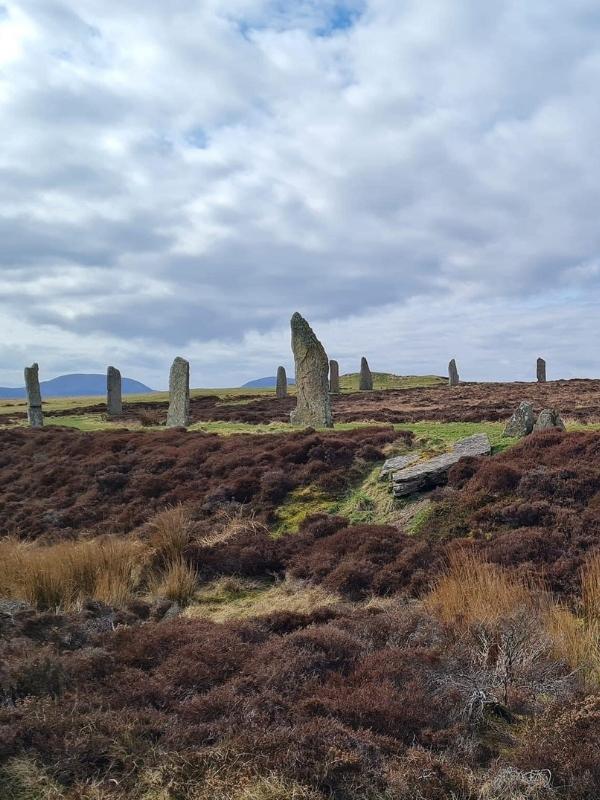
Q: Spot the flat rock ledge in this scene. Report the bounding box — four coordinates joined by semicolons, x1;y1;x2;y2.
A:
386;433;491;497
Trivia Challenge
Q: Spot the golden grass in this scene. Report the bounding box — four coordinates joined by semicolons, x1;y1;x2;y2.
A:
547;605;600;681
582;551;600;621
148;504;192;565
0;536;146;611
425;553;544;627
148;557;198;607
186;578;341;623
197;508;268;548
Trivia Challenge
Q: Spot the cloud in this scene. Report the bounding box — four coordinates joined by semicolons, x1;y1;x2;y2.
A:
1;0;599;387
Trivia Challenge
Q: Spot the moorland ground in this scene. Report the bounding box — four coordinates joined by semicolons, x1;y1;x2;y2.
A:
1;378;600;799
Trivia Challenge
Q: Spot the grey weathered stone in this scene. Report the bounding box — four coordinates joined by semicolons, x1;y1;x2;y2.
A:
391;434;491;497
537;357;546;383
276;366;287;398
359;357;373;391
380;451;421;479
448;359;460;387
503;401;534;438
534;408;565;432
289;312;333;428
24;362;43;427
106;366;122;416
166;357;190;428
329;359;340;394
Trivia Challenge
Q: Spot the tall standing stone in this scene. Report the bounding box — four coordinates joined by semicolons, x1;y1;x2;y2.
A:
448;359;460;387
106;366;122;416
276;366;288;399
24;363;43;428
329;359;340;394
289;312;332;428
166;357;190;428
359;357;373;391
537;357;547;383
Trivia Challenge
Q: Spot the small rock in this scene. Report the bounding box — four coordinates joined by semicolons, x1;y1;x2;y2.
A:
503;401;534;438
534;408;565;432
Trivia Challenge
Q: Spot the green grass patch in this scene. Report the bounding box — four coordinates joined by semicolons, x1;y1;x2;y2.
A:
339;372;445;391
394;421;518;454
273;485;336;535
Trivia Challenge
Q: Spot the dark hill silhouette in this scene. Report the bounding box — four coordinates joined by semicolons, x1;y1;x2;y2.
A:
0;373;154;398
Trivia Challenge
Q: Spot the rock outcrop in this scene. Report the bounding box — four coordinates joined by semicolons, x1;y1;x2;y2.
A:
448;359;460;387
503;401;534;437
537;358;547;383
24;363;43;428
166;357;190;428
534;408;565;432
329;360;340;394
106;366;122;416
289;313;333;428
359;357;373;391
276;366;288;399
390;434;491;497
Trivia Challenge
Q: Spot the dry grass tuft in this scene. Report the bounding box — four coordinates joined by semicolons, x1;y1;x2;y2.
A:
546;605;600;682
148;504;192;564
149;557;198;606
425;553;544;627
0;536;146;611
197;508;269;548
582;551;600;621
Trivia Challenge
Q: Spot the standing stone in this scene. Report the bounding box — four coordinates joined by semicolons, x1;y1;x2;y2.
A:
537;357;547;383
359;357;373;391
329;359;340;394
276;366;288;399
534;408;565;432
448;359;460;387
106;366;122;416
166;357;190;428
24;363;43;428
503;401;534;438
289;312;332;428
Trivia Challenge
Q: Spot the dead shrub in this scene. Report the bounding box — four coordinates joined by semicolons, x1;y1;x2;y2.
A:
478;767;555;800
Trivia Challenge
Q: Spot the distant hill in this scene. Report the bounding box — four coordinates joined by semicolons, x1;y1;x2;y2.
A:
0;373;154;399
242;376;296;389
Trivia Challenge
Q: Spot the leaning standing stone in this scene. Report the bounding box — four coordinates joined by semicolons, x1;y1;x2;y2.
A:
166;357;190;428
106;366;122;416
537;358;547;383
534;408;565;432
329;359;340;394
289;312;333;428
448;359;460;387
276;366;288;398
24;363;43;428
359;357;373;391
503;401;534;437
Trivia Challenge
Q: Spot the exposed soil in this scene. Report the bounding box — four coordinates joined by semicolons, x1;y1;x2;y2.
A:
0;425;409;540
41;378;600;425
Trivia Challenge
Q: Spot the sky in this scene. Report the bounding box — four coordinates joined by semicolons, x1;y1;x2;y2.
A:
1;0;600;389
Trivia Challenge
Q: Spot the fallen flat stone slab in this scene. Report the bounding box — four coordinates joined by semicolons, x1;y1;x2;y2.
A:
392;434;491;497
380;451;421;479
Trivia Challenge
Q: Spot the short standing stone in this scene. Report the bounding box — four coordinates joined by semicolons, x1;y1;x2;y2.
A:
329;359;340;394
359;357;373;391
276;366;288;398
448;359;460;387
106;366;122;416
24;362;43;428
166;357;190;428
537;358;547;383
289;312;333;428
534;408;565;432
503;401;534;437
